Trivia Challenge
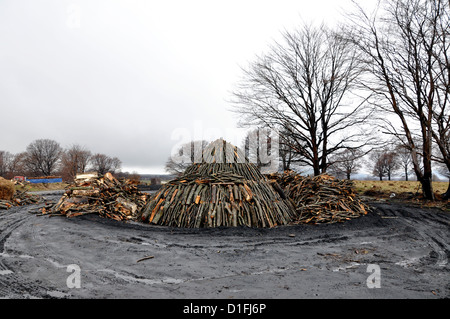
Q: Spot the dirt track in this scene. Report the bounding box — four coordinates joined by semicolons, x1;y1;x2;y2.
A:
0;192;449;299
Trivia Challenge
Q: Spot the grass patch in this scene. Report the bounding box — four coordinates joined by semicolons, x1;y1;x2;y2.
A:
353;180;448;196
353;180;449;211
15;182;69;192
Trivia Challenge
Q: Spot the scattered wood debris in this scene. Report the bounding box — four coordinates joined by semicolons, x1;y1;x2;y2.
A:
39;172;149;221
136;255;154;263
0;187;42;210
267;171;370;224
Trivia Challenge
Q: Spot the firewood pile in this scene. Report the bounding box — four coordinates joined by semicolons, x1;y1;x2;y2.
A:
267;171;370;224
0;189;42;210
139;139;296;228
0;177;42;210
40;172;149;221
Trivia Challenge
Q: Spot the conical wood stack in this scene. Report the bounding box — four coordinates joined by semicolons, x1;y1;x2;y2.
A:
139;139;296;228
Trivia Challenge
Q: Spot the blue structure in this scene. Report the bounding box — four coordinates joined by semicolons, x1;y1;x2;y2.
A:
27;177;63;184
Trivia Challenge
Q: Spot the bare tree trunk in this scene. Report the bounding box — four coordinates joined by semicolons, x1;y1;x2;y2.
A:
346;0;442;200
312;136;321;176
320;134;328;174
421;140;435;200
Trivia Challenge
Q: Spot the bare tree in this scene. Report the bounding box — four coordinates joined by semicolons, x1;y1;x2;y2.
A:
165;157;187;177
395;142;413;181
0;151;13;178
278;128;303;171
369;149;400;181
24;139;62;176
89;153;122;175
61;145;92;181
429;0;450;198
328;148;364;180
370;150;387;181
231;23;375;176
165;140;209;176
8;152;28;178
436;158;449;192
383;152;400;181
433;130;450;197
346;0;449;200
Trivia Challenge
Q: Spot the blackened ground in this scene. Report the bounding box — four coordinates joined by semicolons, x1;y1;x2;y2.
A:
0;193;448;299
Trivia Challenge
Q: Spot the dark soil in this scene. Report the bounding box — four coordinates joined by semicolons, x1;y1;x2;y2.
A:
0;193;449;299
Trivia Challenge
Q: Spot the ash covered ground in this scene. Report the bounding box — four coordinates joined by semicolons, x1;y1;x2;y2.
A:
0;191;449;299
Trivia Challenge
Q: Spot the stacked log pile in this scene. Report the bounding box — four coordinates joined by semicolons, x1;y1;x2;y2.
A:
268;171;370;224
41;172;149;221
139;139;296;228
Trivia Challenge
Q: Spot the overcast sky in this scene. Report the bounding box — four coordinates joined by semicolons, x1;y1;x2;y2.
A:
0;0;375;174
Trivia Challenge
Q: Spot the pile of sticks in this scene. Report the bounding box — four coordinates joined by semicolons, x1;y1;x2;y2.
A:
185;163;264;181
40;172;149;221
268;171;369;224
0;189;42;210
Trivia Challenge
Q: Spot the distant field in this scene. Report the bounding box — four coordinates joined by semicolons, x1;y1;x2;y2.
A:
15;182;69;192
14;179;449;199
353;180;448;196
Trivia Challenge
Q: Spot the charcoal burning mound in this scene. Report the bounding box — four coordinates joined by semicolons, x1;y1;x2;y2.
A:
139;139;296;228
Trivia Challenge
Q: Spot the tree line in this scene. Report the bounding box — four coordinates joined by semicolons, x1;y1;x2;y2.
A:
166;134;447;184
0;139;122;181
229;0;449;200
